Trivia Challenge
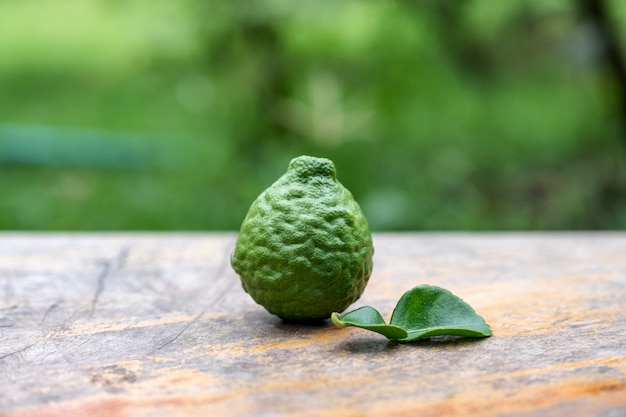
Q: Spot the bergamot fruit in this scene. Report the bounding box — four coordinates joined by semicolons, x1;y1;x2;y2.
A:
231;155;374;321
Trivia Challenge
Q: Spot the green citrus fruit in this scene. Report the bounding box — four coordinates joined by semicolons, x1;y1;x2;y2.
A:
231;155;374;321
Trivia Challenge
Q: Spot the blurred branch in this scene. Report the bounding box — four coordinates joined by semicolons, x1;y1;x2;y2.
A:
206;13;290;146
580;0;626;145
404;0;494;78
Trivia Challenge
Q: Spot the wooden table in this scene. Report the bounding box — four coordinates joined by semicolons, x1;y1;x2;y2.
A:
1;233;625;417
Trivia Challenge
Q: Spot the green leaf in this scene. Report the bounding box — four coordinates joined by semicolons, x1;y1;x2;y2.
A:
390;285;492;341
332;285;492;342
331;307;407;340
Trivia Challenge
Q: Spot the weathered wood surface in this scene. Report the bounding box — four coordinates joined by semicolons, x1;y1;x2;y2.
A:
0;233;625;417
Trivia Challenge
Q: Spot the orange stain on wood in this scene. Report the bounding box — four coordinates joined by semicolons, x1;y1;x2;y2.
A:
6;370;624;417
248;327;346;354
480;356;626;388
359;377;626;417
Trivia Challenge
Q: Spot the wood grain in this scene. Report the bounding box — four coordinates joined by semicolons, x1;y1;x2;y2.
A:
0;233;625;417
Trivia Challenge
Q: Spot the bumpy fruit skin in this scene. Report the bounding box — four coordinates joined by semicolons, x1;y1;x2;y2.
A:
231;155;374;321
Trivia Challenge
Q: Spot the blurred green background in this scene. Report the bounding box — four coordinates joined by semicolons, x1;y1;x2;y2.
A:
1;0;625;231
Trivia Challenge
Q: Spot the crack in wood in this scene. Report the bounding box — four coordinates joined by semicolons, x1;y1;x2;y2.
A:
89;247;129;319
40;303;59;326
210;236;237;306
89;261;111;319
149;237;237;354
37;301;76;366
73;335;95;351
0;342;37;361
154;312;204;352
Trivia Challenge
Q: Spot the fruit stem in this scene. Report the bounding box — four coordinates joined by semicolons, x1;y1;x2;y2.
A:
331;312;347;328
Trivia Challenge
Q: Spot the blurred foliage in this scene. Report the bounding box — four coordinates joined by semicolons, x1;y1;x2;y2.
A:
1;0;625;230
